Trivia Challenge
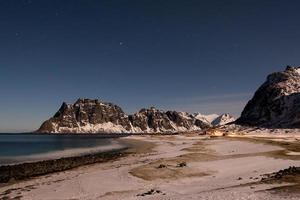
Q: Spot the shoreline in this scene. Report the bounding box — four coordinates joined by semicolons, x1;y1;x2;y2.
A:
0;136;156;186
0;134;299;200
0;148;128;184
0;140;126;166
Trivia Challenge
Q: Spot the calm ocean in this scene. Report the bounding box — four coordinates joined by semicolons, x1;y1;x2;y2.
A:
0;133;126;165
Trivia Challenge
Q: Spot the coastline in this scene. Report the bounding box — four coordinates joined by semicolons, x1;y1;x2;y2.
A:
0;148;128;184
0;136;156;186
0;133;299;200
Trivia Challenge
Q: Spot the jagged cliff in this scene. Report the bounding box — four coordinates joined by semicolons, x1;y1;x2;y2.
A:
236;66;300;128
38;99;221;133
38;99;132;133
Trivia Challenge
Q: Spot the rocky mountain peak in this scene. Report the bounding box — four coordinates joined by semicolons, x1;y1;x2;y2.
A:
285;65;300;73
137;107;160;114
38;99;220;133
236;66;300;128
38;99;132;133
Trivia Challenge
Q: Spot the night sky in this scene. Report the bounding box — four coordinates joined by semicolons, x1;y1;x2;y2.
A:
1;0;300;132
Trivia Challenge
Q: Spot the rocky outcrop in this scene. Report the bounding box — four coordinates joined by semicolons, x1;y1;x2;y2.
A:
38;99;213;133
38;99;132;133
128;108;211;133
0;150;126;183
236;66;300;128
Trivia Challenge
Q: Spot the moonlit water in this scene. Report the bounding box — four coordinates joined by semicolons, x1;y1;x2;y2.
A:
0;134;127;165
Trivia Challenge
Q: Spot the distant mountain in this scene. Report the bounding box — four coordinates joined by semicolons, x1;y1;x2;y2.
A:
236;66;300;128
193;113;219;123
129;108;211;133
38;99;215;133
211;114;235;126
38;99;132;133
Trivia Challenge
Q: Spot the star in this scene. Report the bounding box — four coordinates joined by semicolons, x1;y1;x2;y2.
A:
119;41;123;46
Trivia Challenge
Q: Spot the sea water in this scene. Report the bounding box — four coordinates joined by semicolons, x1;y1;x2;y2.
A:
0;133;126;165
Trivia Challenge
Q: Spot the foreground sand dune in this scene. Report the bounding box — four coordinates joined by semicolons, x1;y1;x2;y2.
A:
0;134;299;200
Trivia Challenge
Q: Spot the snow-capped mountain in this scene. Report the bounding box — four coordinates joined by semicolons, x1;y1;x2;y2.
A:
236;66;300;128
211;114;235;126
129;108;211;133
193;113;220;123
38;99;213;133
38;99;132;133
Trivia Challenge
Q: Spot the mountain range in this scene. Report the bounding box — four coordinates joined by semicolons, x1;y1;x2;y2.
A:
38;66;300;133
37;99;234;133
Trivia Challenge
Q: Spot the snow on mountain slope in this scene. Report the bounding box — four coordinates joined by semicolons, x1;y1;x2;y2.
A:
211;114;235;126
38;100;212;133
236;66;300;128
193;113;219;123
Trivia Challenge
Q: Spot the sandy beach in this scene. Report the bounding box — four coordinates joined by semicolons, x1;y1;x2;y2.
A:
0;133;299;200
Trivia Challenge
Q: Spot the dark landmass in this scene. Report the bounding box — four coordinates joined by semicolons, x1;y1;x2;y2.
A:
0;148;128;184
236;66;300;128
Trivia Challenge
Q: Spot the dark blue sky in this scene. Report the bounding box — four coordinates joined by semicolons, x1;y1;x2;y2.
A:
0;0;300;132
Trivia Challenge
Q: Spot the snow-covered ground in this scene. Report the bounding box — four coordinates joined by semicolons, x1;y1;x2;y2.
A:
1;133;299;200
217;124;300;142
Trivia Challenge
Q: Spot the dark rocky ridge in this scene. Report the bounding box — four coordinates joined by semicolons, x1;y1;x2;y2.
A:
129;107;211;133
236;66;300;128
0;149;127;183
38;99;213;133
